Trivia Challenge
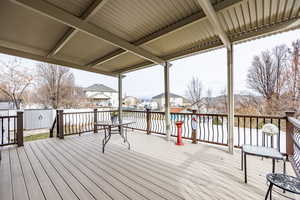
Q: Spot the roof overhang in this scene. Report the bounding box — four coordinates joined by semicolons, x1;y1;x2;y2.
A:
0;0;299;76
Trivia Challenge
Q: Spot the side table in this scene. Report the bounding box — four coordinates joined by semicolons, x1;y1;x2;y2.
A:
265;173;300;200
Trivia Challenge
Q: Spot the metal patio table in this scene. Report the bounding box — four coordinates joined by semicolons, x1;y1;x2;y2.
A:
265;173;300;200
241;145;286;183
95;120;134;153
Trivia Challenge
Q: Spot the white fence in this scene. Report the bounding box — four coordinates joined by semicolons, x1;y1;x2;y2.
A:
0;108;115;130
23;109;55;130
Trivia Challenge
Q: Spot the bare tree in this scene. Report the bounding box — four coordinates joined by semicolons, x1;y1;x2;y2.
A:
272;45;289;98
185;77;203;111
247;51;277;100
35;63;83;109
246;44;293;115
203;88;212;113
282;40;300;111
247;50;284;114
235;92;263;115
219;88;227;113
287;40;300;110
0;58;33;109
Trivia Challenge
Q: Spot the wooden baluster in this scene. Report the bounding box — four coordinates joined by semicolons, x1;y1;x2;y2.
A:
94;109;98;133
191;110;197;144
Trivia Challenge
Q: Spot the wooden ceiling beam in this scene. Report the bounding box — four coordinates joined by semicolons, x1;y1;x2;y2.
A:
196;0;231;49
87;0;242;67
11;0;166;66
47;0;109;57
0;45;116;76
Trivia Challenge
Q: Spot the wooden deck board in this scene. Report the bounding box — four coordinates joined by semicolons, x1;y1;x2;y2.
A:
44;140;142;200
1;131;299;200
76;135;213;186
67;136;186;200
28;143;79;200
50;138;168;200
0;147;13;200
36;141;112;200
31;142;95;200
76;134;263;199
10;148;30;200
24;142;62;200
17;147;45;200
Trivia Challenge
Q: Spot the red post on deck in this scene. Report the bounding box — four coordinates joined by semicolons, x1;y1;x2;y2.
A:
176;121;184;146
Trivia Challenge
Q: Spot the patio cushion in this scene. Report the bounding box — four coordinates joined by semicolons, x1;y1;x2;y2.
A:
242;145;284;159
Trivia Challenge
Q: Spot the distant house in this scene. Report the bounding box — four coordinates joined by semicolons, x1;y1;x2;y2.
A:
123;96;140;107
152;93;190;110
137;100;158;110
84;84;118;107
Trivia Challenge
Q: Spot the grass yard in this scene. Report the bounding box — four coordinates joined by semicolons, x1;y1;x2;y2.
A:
24;132;50;142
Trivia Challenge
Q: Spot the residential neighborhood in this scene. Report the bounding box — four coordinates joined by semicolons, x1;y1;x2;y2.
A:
84;84;118;107
0;0;300;199
152;93;191;111
123;96;140;108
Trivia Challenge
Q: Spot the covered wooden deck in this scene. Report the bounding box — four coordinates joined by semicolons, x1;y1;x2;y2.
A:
0;131;297;200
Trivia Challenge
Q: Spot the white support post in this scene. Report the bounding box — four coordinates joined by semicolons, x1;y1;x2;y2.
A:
227;44;234;154
164;62;171;141
118;74;123;124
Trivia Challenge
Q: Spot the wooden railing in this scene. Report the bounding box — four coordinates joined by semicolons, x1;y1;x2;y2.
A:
50;110;116;138
122;110;287;152
286;112;300;177
0;112;23;147
63;111;95;136
52;109;289;153
234;114;286;152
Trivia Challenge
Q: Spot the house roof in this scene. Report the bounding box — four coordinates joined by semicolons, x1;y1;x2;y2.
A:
0;0;299;76
84;84;117;93
87;93;110;99
124;96;139;100
152;93;185;99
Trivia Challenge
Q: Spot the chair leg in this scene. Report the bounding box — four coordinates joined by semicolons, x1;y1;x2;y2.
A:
244;153;247;183
272;158;275;173
283;159;286;175
265;183;273;200
283;159;286;193
241;149;243;170
269;184;273;200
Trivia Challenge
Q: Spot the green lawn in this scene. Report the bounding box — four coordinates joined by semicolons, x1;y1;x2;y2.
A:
24;132;50;142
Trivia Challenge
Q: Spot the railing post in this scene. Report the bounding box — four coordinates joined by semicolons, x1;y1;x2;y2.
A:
49;110;55;138
94;108;98;133
56;110;59;137
191;110;197;144
286;111;295;156
146;108;151;134
17;111;24;147
57;110;64;139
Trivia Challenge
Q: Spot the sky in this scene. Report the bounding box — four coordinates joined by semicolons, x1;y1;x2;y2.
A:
0;29;300;99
